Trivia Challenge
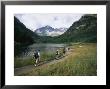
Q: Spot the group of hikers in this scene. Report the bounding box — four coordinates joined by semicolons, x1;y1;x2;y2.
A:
33;47;70;66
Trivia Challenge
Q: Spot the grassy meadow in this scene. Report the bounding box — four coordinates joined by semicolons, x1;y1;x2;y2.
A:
17;43;97;76
14;52;56;68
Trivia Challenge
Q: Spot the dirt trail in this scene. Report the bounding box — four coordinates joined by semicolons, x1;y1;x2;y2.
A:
14;49;74;76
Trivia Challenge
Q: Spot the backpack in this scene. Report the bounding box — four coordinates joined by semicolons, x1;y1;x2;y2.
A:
56;50;59;55
34;51;39;58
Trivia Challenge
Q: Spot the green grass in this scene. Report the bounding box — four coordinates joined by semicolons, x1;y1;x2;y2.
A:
20;43;97;76
14;57;34;68
14;52;56;68
40;52;56;61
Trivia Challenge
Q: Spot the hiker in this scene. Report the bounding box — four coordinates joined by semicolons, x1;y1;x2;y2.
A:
33;50;40;66
55;49;59;59
63;47;66;55
56;49;59;55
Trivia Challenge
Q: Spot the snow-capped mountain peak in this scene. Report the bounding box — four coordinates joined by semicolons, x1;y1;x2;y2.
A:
34;25;68;37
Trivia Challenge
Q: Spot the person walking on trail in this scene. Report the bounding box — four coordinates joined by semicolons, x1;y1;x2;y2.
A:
56;49;59;59
63;47;66;56
56;49;59;55
33;50;40;66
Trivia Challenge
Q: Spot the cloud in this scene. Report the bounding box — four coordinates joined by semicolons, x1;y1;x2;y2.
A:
15;13;83;31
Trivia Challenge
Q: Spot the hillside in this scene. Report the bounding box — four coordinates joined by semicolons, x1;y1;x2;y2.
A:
55;14;97;43
14;17;40;44
14;17;39;56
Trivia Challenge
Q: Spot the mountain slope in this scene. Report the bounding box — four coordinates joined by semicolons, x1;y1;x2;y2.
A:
55;14;97;43
14;17;40;45
14;17;39;56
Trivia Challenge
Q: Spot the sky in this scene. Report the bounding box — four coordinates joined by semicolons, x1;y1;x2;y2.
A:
15;13;84;31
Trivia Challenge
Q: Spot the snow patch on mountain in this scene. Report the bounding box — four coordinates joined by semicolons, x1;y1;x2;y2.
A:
34;25;68;37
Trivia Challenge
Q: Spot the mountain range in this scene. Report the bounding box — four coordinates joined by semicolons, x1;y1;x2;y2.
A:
34;25;68;37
